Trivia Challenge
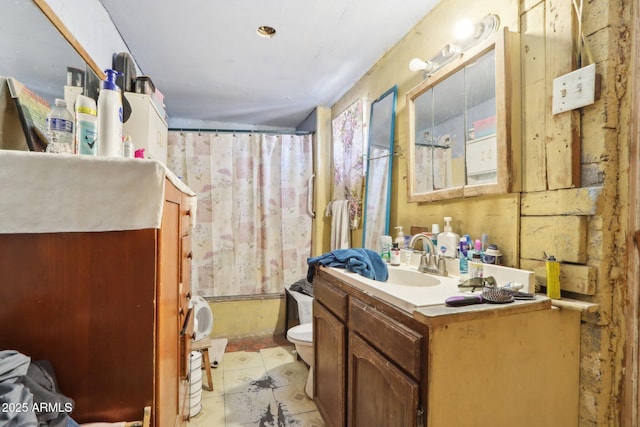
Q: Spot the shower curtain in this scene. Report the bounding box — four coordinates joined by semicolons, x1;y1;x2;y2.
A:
167;131;313;297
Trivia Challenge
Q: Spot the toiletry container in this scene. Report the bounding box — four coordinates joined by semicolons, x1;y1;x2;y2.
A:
458;238;469;279
98;69;123;157
380;235;392;263
122;135;134;158
469;253;483;278
74;95;97;155
430;224;440;247
390;243;401;266
437;217;459;258
46;98;74;153
546;255;561;299
394;226;405;249
482;244;503;265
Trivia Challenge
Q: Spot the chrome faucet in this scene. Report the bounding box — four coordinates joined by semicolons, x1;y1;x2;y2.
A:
408;234;442;275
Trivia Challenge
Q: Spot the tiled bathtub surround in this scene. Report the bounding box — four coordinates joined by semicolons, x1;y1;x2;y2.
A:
189;345;324;426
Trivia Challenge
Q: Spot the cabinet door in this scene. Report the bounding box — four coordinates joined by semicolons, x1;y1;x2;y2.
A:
313;300;347;427
348;332;419;427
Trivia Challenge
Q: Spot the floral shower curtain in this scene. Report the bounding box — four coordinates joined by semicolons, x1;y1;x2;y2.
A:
331;99;366;229
167;131;314;297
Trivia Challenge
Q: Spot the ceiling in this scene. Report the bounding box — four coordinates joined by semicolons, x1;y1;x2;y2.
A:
98;0;439;128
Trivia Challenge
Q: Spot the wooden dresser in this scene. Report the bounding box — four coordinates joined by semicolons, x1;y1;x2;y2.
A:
0;153;195;426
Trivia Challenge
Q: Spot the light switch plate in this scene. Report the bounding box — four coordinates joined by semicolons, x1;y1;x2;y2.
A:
552;63;596;115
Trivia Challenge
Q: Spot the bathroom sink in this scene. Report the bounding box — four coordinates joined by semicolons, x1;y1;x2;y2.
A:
326;265;469;313
387;266;440;287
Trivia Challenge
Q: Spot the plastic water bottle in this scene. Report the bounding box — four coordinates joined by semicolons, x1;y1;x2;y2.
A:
46;98;74;153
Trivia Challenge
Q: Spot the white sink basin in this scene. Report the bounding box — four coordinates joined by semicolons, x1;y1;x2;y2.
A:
326;265;470;313
387;266;440;287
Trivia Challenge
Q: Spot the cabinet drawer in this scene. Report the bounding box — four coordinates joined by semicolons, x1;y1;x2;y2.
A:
181;194;193;236
315;276;348;321
349;298;422;379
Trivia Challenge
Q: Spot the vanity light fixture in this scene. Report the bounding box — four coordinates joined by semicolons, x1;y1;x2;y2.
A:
409;13;500;78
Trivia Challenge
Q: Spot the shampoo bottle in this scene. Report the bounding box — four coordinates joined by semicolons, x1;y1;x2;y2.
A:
437;217;460;258
97;69;123;157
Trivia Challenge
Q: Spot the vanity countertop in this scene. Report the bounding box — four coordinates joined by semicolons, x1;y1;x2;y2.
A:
321;265;551;323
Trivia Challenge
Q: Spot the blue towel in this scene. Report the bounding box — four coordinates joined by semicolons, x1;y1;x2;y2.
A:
307;249;389;282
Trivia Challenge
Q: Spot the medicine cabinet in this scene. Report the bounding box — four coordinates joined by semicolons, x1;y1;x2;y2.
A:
406;27;520;203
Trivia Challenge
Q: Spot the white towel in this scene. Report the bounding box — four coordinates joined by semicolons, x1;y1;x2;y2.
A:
325;200;351;250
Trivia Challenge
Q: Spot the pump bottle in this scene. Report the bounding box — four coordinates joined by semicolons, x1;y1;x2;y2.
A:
437;217;460;258
97;69;123;157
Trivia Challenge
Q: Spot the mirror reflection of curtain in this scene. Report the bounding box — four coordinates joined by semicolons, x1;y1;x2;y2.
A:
331;99;366;229
363;147;390;250
362;86;396;251
167;131;313;298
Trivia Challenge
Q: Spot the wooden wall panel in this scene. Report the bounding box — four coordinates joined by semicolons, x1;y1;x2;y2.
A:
520;216;588;262
521;187;601;215
545;0;581;189
521;2;548;192
520;259;597;295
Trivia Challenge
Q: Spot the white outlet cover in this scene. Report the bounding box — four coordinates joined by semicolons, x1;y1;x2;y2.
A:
552;63;596;115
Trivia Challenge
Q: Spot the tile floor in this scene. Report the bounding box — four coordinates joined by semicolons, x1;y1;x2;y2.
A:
188;343;325;426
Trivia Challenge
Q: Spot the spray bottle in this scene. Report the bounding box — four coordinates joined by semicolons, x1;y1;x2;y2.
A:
97;69;123;157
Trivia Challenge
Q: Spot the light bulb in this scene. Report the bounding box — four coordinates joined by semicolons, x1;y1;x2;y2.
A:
409;58;436;73
409;58;427;72
454;18;475;41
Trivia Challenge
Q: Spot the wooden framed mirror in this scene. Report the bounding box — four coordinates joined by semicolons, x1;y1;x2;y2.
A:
406;27;520;203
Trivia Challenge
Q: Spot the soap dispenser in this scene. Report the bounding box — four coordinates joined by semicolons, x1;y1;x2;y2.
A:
437;217;460;258
394;226;405;250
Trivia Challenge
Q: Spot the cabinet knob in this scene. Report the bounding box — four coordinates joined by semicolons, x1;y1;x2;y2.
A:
187;251;193;259
186;291;192;299
186;209;192;217
191;332;196;340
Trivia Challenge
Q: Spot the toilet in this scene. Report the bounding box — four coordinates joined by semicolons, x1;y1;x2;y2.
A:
286;322;314;398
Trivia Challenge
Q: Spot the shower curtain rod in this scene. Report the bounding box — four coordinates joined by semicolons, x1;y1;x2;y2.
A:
169;127;312;136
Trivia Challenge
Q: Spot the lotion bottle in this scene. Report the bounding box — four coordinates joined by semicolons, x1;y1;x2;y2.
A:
97;69;123;157
437;217;460;258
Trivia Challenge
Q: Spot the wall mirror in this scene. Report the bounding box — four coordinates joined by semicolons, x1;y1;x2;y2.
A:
1;0;101;104
362;85;397;249
406;27;520;203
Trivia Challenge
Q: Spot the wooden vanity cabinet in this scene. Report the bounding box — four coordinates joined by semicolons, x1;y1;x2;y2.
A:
313;273;426;427
0;178;193;426
314;267;581;427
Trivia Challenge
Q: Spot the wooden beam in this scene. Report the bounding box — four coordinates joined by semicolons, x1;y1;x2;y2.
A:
520;215;588;263
521;187;600;216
